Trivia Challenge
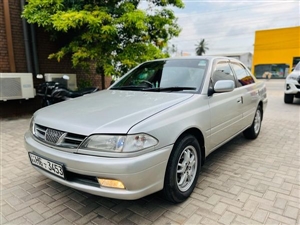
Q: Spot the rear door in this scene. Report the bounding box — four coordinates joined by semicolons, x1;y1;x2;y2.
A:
230;61;259;128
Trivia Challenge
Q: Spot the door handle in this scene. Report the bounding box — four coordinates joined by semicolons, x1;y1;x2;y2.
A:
237;96;243;103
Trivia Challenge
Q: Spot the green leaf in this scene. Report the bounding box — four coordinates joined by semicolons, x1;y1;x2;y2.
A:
22;0;184;77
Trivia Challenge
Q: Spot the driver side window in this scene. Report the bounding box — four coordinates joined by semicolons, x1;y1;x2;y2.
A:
211;62;236;87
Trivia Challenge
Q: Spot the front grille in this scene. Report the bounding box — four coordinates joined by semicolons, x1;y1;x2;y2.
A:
45;129;65;143
34;124;86;148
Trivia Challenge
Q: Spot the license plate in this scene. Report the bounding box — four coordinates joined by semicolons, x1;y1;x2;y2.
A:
29;153;65;179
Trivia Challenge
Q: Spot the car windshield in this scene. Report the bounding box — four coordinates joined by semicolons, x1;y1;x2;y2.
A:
294;62;300;71
111;59;208;92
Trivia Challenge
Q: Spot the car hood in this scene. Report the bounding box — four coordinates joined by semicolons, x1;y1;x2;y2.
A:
288;70;300;78
289;70;300;77
34;90;193;135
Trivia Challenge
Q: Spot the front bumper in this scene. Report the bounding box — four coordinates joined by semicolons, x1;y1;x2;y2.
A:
24;132;172;200
285;80;300;95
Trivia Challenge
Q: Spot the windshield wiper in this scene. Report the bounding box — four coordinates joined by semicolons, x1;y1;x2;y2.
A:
141;87;196;92
110;86;197;92
110;86;145;90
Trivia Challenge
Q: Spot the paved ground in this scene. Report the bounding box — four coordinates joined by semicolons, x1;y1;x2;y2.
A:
1;80;299;225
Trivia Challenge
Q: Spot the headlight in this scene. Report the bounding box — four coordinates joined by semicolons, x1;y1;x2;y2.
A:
80;134;158;153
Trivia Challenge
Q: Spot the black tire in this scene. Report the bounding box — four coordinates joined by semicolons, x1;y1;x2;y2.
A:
284;94;294;104
163;134;201;203
243;105;262;139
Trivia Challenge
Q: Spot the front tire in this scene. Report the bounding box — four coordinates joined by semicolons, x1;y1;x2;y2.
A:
243;105;262;139
163;134;201;203
284;94;294;104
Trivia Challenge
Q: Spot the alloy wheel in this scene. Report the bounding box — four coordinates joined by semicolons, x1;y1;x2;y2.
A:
254;109;261;134
176;145;198;192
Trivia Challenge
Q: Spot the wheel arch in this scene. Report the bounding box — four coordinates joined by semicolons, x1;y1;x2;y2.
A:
258;101;263;120
175;128;206;166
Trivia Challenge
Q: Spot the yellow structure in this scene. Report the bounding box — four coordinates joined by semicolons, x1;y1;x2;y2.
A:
252;26;300;79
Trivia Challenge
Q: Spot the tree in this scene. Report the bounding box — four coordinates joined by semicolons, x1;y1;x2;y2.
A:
22;0;184;76
164;43;177;57
195;39;209;56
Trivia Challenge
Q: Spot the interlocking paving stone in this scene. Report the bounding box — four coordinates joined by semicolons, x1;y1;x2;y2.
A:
274;198;288;209
53;218;73;225
183;214;203;224
111;209;133;223
5;206;32;221
1;80;300;224
283;206;299;220
265;218;280;225
229;205;252;218
251;208;268;223
234;215;261;224
263;190;277;201
24;211;44;224
151;216;180;225
30;202;51;214
73;212;98;224
59;208;81;222
64;199;85;211
6;216;30;225
218;211;236;225
42;205;67;219
128;204;150;217
196;206;221;221
220;197;243;208
207;194;222;205
258;203;284;215
47;196;70;209
213;202;228;215
40;214;64;225
1;203;15;214
164;211;187;224
178;203;198;218
76;202;99;216
128;213;152;225
268;212;297;224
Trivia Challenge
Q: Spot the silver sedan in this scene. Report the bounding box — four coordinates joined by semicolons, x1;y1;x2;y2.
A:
25;56;268;203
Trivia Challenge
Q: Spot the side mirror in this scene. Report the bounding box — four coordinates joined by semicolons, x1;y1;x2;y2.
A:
214;80;235;93
36;74;43;79
63;75;70;80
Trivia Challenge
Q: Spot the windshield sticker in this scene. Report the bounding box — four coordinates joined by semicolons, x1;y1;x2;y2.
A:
198;60;207;67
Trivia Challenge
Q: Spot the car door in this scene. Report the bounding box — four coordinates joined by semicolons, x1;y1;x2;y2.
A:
208;60;244;151
230;61;259;128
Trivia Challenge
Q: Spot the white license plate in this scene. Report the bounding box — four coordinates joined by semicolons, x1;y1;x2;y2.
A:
29;153;65;179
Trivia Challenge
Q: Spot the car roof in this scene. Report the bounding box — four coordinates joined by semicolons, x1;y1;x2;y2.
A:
148;56;241;62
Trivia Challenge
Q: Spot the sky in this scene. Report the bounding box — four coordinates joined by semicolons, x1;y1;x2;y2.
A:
142;0;300;55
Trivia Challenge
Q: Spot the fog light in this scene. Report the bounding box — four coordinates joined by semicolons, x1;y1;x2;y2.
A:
98;178;125;189
286;84;290;90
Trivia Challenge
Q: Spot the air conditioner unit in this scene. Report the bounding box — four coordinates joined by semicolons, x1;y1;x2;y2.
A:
44;73;77;91
0;73;35;101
